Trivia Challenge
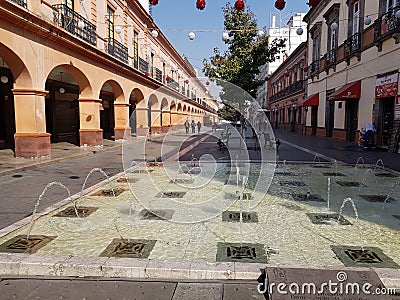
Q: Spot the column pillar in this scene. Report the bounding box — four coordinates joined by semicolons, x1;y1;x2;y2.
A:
78;98;103;146
170;112;179;129
114;102;131;140
161;110;171;133
13;88;50;158
135;107;149;136
151;109;162;134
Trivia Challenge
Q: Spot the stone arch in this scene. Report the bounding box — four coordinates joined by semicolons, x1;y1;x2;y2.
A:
128;88;145;136
148;94;160;133
99;80;125;140
160;98;170;132
0;43;32;88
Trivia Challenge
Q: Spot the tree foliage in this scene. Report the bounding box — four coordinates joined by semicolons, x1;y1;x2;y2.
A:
203;2;285;110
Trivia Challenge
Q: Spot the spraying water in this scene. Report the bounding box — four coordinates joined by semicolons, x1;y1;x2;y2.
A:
76;168;115;209
27;182;72;240
333;160;338;175
374;159;385;172
358;169;380;196
239;175;248;248
338;197;364;251
312;155;321;166
327;177;331;211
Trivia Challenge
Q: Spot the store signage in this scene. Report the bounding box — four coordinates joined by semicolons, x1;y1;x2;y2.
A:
375;73;398;98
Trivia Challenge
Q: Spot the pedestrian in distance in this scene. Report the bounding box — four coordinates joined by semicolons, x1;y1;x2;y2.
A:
197;121;201;133
191;120;196;134
263;131;272;149
184;119;190;134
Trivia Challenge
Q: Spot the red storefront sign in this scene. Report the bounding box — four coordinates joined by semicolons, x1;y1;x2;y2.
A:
375;73;398;98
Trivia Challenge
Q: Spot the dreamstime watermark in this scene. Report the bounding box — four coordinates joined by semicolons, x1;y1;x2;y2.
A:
257;271;396;296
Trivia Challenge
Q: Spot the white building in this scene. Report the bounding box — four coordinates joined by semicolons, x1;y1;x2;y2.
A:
256;13;308;106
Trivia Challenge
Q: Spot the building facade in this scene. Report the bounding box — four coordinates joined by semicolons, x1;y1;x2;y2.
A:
0;0;216;158
303;0;400;152
267;42;308;133
256;13;307;106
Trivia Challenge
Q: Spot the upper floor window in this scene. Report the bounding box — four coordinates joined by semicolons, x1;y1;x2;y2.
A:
310;22;322;63
352;1;360;35
323;4;340;51
65;0;74;10
133;31;139;68
107;5;115;40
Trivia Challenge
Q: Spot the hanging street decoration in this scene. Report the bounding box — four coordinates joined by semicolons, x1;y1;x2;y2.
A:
234;0;245;12
275;0;286;10
196;0;206;10
206;80;210;86
149;0;158;6
307;0;319;7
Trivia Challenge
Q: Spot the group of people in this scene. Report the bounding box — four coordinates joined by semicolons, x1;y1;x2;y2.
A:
184;119;202;134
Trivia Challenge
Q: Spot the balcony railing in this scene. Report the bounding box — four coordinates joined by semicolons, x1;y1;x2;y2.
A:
344;32;361;58
374;7;400;44
138;57;148;73
107;38;128;63
325;48;337;67
167;78;179;91
309;60;320;76
269;80;305;103
133;57;139;69
155;68;162;82
11;0;27;8
53;4;96;46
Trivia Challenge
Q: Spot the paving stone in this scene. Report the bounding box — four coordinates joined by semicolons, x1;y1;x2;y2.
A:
172;282;222;300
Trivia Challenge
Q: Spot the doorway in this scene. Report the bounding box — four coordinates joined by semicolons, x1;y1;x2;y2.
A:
380;97;395;147
0;67;15;150
326;100;335;138
129;101;137;136
100;94;115;140
345;100;359;142
311;106;318;135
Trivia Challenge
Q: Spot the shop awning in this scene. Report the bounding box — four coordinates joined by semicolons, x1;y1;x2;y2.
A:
301;93;319;106
327;80;361;101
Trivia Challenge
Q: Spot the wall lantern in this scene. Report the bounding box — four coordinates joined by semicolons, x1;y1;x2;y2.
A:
59;72;65;94
0;76;8;84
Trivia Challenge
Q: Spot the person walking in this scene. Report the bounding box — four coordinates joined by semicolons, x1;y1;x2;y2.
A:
197;121;201;133
184;119;190;134
191;120;196;134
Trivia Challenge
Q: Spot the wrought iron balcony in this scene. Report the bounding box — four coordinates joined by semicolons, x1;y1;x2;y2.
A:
138;57;148;73
133;57;139;69
344;32;361;58
107;39;128;63
155;68;162;82
309;60;320;76
167;78;179;91
11;0;27;8
374;7;400;46
53;4;96;46
325;48;337;67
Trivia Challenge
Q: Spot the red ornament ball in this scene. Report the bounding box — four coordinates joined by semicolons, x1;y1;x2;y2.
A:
325;59;331;65
307;0;319;7
234;0;245;12
196;0;206;10
264;76;269;81
303;66;308;72
166;76;170;82
145;72;149;77
185;79;189;84
275;0;286;10
206;80;210;86
284;71;289;77
149;0;158;6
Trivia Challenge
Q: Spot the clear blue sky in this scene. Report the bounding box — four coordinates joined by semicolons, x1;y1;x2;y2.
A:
152;0;310;76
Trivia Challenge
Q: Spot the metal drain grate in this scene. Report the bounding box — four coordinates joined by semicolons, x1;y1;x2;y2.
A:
157;191;186;198
222;211;258;223
224;192;252;200
279;181;307;187
146;162;163;167
91;187;127;197
336;181;366;187
216;242;267;263
69;175;80;179
140;209;174;220
0;235;56;254
274;172;295;176
54;206;98;218
292;194;325;202
375;173;398;178
100;239;156;258
330;245;400;268
170;178;194;184
322;172;346;177
360;195;395;203
117;177;140;183
307;213;351;225
131;169;154;174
